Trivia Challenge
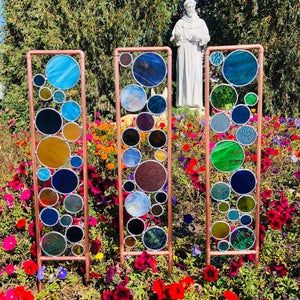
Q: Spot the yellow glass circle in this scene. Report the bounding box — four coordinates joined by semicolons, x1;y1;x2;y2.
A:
154;149;167;162
39;87;52;101
211;221;230;240
37;136;70;168
62;122;81;141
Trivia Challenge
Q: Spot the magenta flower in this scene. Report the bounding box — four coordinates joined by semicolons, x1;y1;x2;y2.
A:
5;264;15;275
20;189;31;202
88;216;98;227
2;235;17;251
5;288;18;300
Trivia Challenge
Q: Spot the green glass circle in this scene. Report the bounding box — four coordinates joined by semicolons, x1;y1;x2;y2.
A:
230;226;255;250
218;201;230;213
210;84;238;111
211;221;230;240
210;140;245;172
237;195;256;213
244;92;258;106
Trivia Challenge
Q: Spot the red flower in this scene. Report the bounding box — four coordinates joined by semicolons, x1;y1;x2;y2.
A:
270;219;283;230
179;276;194;290
166;283;184;300
112;285;131;300
182;144;190;152
102;290;113;300
203;265;219;282
134;252;157;272
223;290;239;300
152;279;166;300
274;263;288;277
30;242;37;257
91;238;101;254
134;256;147;271
16;218;26;229
23;260;38;276
13;286;25;297
266;210;279;222
19;290;34;300
228;261;241;277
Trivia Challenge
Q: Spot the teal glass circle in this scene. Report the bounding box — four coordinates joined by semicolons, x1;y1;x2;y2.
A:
227;209;240;221
211;182;231;201
210;51;224;66
217;240;230;251
53;90;66;103
37;167;51;181
230;226;255;251
61;100;81;122
142;226;167;251
41;231;67;256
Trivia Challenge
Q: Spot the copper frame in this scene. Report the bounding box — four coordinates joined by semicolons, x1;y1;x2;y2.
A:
114;47;173;274
204;44;264;265
26;50;90;291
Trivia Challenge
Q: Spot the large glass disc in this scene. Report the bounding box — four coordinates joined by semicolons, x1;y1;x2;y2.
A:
230;169;257;194
124;191;151;217
210;84;238;111
142;226;167;250
35;108;62;135
230;226;255;250
52;169;79;194
121;84;147;112
41;231;67;256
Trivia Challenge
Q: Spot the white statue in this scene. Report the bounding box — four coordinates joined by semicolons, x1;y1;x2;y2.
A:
171;0;210;109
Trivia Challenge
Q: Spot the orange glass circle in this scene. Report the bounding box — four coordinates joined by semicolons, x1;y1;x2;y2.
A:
37;136;70;168
154;149;167;162
62;122;81;141
39;87;52;101
39;188;59;206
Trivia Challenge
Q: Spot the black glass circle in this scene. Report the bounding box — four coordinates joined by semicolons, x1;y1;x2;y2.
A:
148;130;167;148
147;95;167;115
66;226;84;243
33;74;46;87
52;169;79;194
136;113;155;131
35;108;62;135
155;192;167;204
127;218;145;235
230;169;256;194
122;128;140;147
123;180;135;192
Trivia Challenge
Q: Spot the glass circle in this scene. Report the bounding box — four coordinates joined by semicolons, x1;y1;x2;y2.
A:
211;182;231;201
39;188;59;207
60;214;73;227
211;221;230;240
39;87;52;101
71;244;84;256
61;100;81;122
231;104;251;125
236;125;257;146
122;128;140;147
62;122;82;141
121;84;147;112
124;235;137;248
119;52;133;67
218;201;230;213
230;226;255;250
70;155;83;168
132;52;166;88
240;214;253;226
52;169;79;194
210;84;238;111
142;226;167;251
41;231;67;256
66;225;84;243
35;108;63;135
134;160;167;192
151;204;164;217
210;112;231;133
155;191;168;204
136;112;155;132
122;148;142;168
45;55;80;90
210;51;224;66
40;207;59;226
124;191;151;217
37;136;70;169
33;74;46;87
154;149;167;162
147;95;167;115
37;167;51;181
53;90;66;103
210;140;245;172
123;180;135;192
217;240;230;251
230;169;257;195
222;50;258;87
148;130;167;148
126;218;145;236
244;92;258;106
237;195;256;213
63;194;83;214
227;209;240;221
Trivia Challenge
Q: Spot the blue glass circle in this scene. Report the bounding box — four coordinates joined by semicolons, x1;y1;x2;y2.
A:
132;52;166;88
121;84;147;112
45;55;80;90
37;167;51;181
122;148;142;168
210;51;224;66
61;100;81;122
227;209;240;221
222;50;258;86
217;240;230;251
53;90;66;103
211;182;231;201
240;214;252;226
124;191;151;217
230;169;257;195
147;95;167;115
40;207;59;226
33;74;46;87
236;125;257;146
60;214;73;227
70;155;83;168
231;105;251;125
52;169;79;194
210;112;231;133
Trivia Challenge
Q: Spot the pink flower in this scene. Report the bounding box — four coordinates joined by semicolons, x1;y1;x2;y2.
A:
3;194;14;208
5;264;15;275
2;235;17;251
5;289;18;300
20;189;31;202
88;216;98;227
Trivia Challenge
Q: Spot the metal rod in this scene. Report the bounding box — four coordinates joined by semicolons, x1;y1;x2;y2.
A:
124;251;170;256
210;250;256;256
40;256;87;261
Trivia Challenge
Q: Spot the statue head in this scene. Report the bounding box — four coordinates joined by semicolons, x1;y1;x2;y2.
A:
184;0;197;18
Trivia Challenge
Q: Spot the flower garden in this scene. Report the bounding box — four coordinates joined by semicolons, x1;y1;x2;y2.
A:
0;109;299;299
